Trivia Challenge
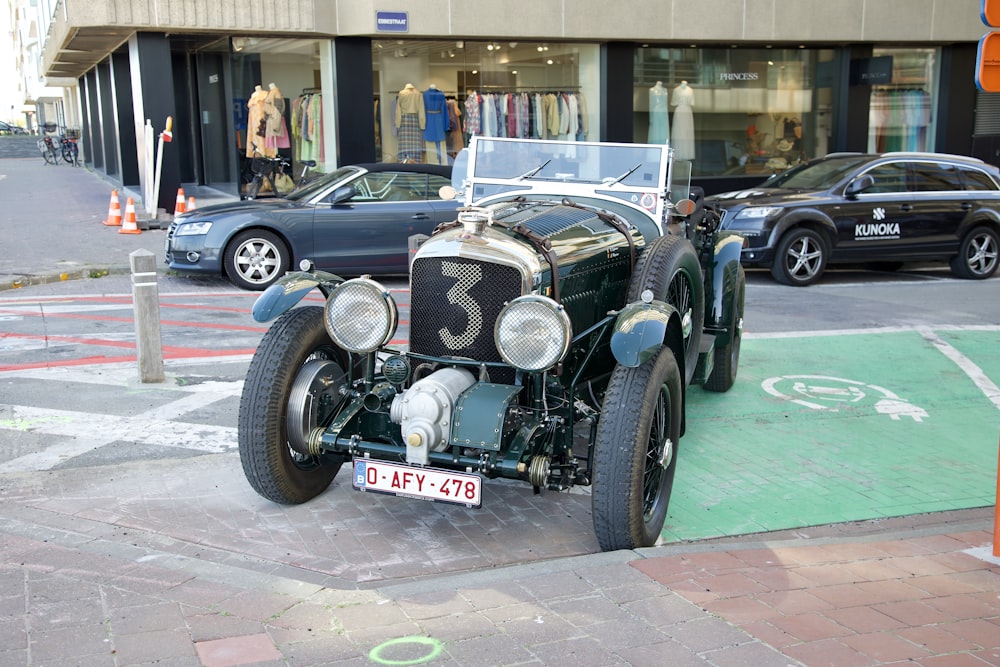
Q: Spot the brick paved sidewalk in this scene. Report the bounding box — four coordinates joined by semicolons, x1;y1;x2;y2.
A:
634;528;1000;666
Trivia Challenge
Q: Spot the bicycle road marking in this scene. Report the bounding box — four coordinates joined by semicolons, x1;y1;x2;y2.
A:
760;375;929;421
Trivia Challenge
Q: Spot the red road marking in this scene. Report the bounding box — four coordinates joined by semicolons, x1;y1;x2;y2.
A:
0;348;256;372
0;308;267;332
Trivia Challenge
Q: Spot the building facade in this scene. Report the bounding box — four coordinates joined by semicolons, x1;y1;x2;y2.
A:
35;0;993;212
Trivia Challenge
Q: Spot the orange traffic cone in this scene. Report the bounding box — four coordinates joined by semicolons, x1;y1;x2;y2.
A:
119;197;141;234
186;195;197;211
103;190;122;226
174;187;186;216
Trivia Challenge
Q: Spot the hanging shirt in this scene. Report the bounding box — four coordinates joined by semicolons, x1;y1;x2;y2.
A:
464;92;481;136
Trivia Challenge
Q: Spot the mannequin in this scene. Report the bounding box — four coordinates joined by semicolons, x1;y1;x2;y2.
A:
246;84;267;157
446;95;464;157
648;81;669;144
422;84;449;165
671;81;695;161
395;83;426;162
263;82;290;157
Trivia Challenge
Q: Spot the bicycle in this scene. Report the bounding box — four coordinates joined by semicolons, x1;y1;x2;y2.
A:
244;143;290;200
37;136;59;165
60;131;80;166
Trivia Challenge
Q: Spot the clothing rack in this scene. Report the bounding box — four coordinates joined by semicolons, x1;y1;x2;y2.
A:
466;85;581;92
388;89;458;95
301;87;321;94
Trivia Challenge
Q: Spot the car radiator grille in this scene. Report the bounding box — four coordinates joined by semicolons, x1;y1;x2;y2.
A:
164;221;178;263
410;257;521;381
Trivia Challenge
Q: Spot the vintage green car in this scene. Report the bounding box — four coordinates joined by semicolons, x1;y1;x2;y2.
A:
239;137;746;551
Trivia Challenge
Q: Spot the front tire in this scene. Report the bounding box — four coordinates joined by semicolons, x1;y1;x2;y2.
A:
950;226;999;280
238;306;352;504
224;229;290;291
771;227;827;286
246;176;262;200
592;347;683;551
627;234;704;385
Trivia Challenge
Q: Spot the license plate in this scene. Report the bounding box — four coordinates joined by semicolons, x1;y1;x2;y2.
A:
352;458;482;507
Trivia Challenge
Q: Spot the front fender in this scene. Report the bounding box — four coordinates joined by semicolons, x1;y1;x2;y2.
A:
707;234;745;336
610;300;681;368
251;270;344;323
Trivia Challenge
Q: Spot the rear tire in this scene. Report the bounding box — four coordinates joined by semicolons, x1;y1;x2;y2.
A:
950;226;999;280
704;266;745;393
592;347;683;551
239;307;351;504
627;235;704;385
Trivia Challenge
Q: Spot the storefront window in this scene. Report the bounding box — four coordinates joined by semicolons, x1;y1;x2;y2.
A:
867;48;939;153
373;40;600;164
634;47;834;177
230;38;334;196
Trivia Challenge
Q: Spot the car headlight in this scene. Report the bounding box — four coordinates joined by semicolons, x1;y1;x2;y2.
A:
175;221;213;235
324;278;398;353
734;206;781;221
494;295;572;371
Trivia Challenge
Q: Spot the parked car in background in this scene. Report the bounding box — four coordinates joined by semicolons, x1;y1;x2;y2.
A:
0;121;28;135
707;152;1000;285
165;163;455;290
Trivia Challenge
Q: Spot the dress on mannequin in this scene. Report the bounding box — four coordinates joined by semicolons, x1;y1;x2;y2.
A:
671;81;695;161
422;84;449;165
395;83;426;162
246;85;267;157
648;82;669;144
263;82;290;156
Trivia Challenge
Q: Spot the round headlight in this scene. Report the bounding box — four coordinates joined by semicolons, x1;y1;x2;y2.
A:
324;278;398;353
494;295;572;371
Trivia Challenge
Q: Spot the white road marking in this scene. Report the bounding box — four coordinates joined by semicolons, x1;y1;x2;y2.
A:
0;376;242;472
918;327;1000;412
747;324;1000;340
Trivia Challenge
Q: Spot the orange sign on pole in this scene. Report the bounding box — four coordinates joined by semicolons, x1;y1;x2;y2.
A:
984;0;1000;27
977;32;1000;92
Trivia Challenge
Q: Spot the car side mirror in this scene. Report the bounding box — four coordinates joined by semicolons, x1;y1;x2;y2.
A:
330;185;357;204
845;174;874;197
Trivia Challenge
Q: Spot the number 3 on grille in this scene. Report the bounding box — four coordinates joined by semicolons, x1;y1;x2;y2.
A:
438;261;483;350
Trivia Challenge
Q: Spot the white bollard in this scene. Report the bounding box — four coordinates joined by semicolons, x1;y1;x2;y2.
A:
130;249;164;383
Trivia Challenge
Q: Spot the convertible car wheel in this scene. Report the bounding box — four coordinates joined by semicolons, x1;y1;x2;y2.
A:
705;265;745;393
238;306;352;504
951;226;999;280
627;234;704;385
224;229;290;291
771;227;827;286
592;347;682;551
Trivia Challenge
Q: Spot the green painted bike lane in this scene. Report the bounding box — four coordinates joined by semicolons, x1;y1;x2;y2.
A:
661;327;1000;543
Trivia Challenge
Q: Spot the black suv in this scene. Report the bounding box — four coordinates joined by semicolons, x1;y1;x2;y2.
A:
707;152;1000;285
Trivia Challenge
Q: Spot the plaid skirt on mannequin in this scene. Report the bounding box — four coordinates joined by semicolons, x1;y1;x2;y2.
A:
397;113;424;162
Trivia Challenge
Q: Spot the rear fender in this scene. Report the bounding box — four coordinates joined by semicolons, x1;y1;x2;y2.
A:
251;270;345;323
610;300;685;371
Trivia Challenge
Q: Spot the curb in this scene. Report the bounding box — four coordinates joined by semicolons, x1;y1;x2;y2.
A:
0;265;136;292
